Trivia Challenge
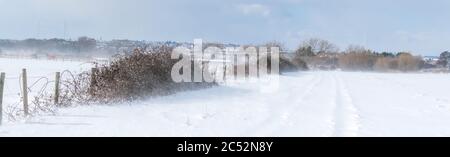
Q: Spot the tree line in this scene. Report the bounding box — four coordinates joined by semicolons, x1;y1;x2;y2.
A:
0;37;157;55
1;37;449;72
293;38;449;72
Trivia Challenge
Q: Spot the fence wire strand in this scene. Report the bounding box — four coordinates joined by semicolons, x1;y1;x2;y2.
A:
2;70;66;121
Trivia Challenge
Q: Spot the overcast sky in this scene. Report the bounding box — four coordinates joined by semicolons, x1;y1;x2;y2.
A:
1;0;449;55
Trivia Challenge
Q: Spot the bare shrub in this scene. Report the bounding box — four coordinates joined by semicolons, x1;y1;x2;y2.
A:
89;45;215;103
338;53;378;71
291;55;309;70
397;53;424;72
300;38;339;54
374;57;398;72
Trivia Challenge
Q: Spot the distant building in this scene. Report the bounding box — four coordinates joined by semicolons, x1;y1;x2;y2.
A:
423;56;439;64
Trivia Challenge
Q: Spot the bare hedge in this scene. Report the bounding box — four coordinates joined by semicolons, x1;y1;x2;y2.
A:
89;45;216;103
338;52;378;71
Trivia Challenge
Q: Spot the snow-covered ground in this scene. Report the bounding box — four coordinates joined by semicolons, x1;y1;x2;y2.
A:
0;58;450;137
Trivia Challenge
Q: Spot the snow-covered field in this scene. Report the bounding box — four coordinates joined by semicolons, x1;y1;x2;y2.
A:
0;58;450;137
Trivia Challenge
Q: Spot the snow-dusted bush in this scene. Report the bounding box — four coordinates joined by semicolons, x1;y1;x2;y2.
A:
89;45;216;103
22;45;215;110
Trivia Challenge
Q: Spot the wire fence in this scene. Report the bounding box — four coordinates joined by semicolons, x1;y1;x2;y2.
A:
0;68;82;123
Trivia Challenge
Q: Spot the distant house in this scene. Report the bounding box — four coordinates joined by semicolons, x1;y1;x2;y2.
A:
423;56;439;65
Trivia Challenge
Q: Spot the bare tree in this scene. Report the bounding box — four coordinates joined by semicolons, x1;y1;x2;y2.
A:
345;45;370;54
299;38;339;54
263;41;286;52
293;38;339;70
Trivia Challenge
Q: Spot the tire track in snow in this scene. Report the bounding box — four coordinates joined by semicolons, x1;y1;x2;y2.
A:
331;73;361;137
280;73;325;125
246;73;324;136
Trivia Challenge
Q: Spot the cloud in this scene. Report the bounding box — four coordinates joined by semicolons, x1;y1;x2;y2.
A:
236;4;271;17
1;0;450;55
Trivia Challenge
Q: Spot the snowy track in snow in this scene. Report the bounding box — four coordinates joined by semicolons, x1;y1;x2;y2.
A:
0;61;450;137
331;73;360;137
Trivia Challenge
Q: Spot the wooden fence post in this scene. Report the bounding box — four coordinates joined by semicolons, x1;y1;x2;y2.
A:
54;72;60;105
22;68;28;115
0;72;5;125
